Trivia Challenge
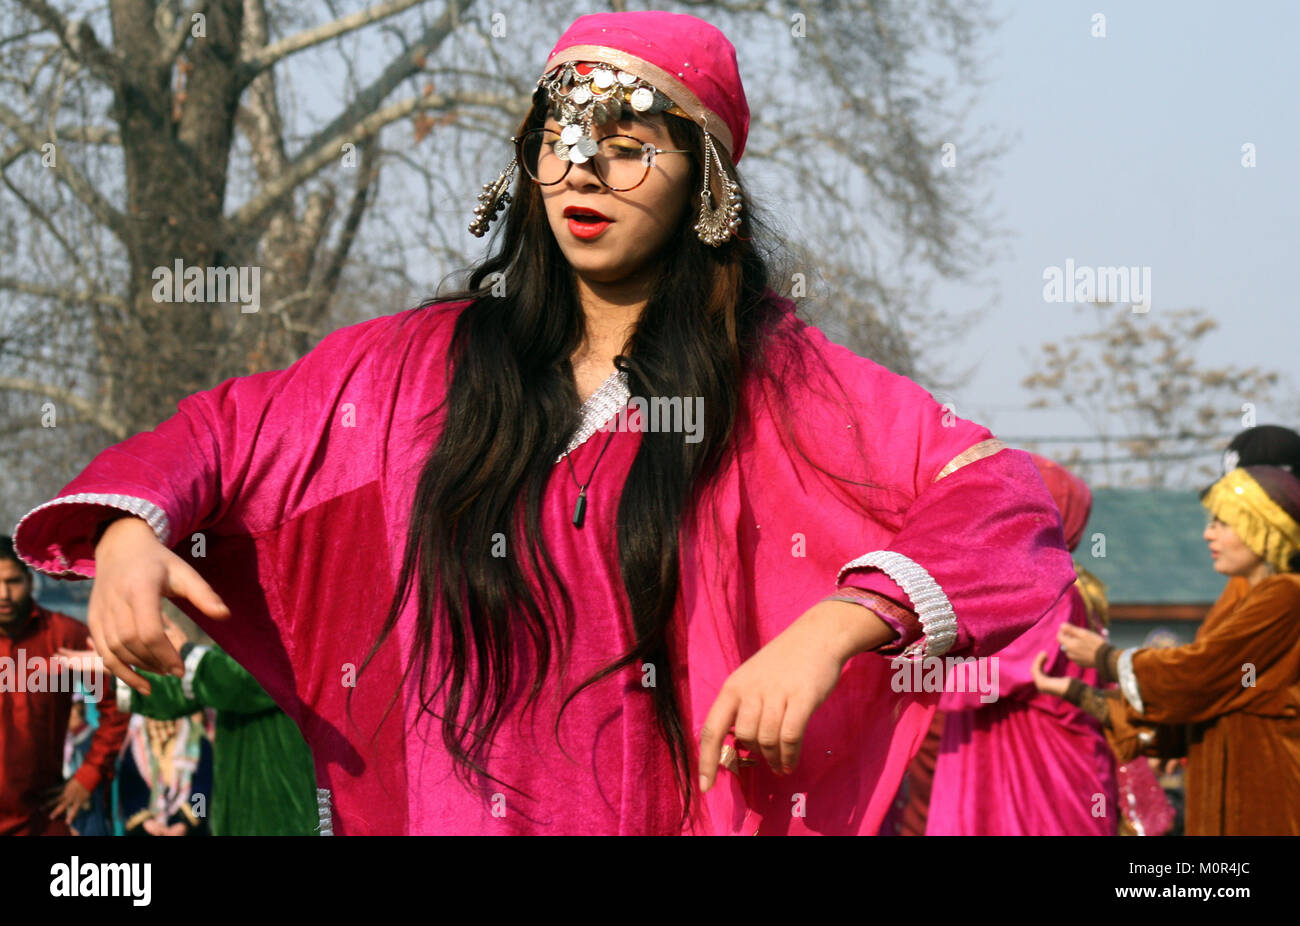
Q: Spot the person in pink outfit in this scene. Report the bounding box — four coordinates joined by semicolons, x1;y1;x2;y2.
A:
13;11;1075;834
924;455;1118;835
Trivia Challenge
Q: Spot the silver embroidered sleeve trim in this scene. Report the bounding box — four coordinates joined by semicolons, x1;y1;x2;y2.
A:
836;550;958;657
14;492;172;572
557;370;630;462
317;788;334;836
181;645;209;701
1117;648;1145;714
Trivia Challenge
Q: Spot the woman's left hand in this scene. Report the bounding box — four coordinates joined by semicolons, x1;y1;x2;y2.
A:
1030;651;1071;698
698;600;893;793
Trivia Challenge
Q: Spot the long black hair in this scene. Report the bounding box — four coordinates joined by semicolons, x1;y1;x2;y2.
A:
354;89;795;825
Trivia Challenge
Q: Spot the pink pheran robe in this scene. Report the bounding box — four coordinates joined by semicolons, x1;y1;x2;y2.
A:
925;454;1118;835
926;585;1119;835
15;296;1076;834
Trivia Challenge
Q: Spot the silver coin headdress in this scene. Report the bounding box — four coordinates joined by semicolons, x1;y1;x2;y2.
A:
470;51;741;246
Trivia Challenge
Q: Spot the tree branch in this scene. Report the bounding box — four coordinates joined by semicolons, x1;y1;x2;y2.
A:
58;124;120;146
236;0;289;181
0;275;127;311
0;375;128;439
262;288;329;324
15;0;120;85
240;0;428;78
286;0;476;163
226;90;515;239
0;102;128;239
317;136;379;302
0;165;80;263
159;1;212;68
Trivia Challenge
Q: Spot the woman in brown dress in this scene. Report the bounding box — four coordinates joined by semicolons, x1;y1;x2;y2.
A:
1034;464;1300;835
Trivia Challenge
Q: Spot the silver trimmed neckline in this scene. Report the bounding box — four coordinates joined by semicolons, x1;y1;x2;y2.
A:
557;370;630;462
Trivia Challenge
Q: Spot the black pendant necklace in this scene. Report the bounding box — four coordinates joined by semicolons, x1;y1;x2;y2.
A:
565;428;617;528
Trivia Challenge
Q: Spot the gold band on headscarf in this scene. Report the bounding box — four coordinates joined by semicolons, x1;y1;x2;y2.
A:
1202;468;1300;573
542;45;736;158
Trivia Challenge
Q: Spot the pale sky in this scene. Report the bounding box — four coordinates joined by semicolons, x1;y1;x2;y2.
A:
926;0;1299;449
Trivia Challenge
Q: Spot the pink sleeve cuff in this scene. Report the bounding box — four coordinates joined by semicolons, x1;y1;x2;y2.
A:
14;493;172;578
838;570;913;611
828;584;924;655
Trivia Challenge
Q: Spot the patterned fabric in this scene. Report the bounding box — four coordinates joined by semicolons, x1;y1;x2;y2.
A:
118;713;210;834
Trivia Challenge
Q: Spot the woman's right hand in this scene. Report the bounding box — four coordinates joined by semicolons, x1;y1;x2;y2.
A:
91;516;230;695
1057;623;1105;668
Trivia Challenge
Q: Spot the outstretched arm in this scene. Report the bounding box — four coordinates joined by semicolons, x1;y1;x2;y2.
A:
14;311;415;694
1112;579;1300;725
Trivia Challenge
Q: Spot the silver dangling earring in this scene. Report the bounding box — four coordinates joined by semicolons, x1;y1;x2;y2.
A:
694;132;741;247
469;153;519;238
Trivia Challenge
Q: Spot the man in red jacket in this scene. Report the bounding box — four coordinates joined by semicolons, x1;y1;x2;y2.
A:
1;535;128;835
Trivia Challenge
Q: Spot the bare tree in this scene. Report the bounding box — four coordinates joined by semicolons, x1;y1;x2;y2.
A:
1021;304;1287;489
1;0;1001;530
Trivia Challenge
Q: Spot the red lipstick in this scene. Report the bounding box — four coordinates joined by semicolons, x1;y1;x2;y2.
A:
563;205;613;240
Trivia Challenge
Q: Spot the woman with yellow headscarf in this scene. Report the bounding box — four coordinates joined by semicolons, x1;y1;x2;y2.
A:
1033;465;1300;835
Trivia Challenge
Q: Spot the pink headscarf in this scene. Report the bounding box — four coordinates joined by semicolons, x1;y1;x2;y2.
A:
1028;453;1092;551
544;11;751;163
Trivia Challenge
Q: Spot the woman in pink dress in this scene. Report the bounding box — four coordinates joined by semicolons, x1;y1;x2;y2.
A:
924;454;1118;835
14;11;1075;834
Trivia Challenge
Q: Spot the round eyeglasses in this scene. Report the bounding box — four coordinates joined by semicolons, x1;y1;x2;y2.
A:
514;128;693;192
